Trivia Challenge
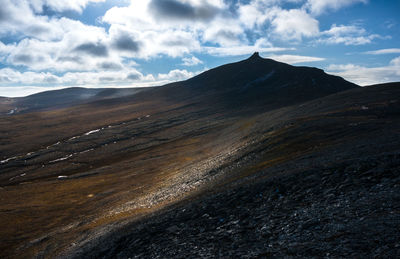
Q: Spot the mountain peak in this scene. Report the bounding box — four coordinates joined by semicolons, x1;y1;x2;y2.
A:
248;52;261;60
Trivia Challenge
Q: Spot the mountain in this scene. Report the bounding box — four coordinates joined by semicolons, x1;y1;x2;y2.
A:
0;52;357;115
139;52;358;111
187;52;356;97
0;54;399;258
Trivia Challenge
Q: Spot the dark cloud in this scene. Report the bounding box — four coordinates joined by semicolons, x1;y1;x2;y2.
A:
99;76;116;82
126;72;141;80
73;42;108;57
0;8;9;22
10;54;45;66
44;76;58;83
149;0;219;22
13;54;34;64
26;24;51;35
99;62;122;70
113;34;140;52
215;30;239;41
163;37;191;46
0;76;11;82
57;56;82;63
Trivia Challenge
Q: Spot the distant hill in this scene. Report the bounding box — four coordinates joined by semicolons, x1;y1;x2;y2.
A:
0;87;149;114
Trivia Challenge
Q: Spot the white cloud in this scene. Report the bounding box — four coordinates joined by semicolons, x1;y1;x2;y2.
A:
390;56;400;66
157;69;196;82
0;68;62;85
267;54;325;64
102;2;207;58
306;0;368;15
270;8;319;40
324;24;366;36
321;35;379;46
0;1;61;40
101;1;319;58
103;0;225;30
0;66;150;87
182;56;203;66
327;57;400;86
237;0;326;42
0;0;123;73
0;41;15;56
0;0;106;40
147;29;201;57
365;48;400;55
202;18;245;47
2;19;112;72
319;24;380;45
238;2;269;29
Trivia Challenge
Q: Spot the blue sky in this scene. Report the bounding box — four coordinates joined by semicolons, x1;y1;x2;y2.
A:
0;0;399;97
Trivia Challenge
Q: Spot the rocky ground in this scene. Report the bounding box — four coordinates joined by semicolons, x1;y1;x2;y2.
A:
70;138;400;258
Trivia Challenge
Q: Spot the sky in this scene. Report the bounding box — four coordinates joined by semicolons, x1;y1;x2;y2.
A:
0;0;399;97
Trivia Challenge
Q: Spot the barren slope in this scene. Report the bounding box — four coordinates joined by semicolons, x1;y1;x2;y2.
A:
70;82;400;258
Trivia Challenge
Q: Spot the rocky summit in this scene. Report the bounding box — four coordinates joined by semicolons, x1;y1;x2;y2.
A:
0;55;399;258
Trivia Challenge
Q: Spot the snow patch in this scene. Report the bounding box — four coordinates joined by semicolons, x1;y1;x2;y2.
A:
1;156;18;164
84;126;108;136
79;149;94;154
46;141;61;149
49;154;73;163
7;107;17;115
68;136;79;141
84;129;101;136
